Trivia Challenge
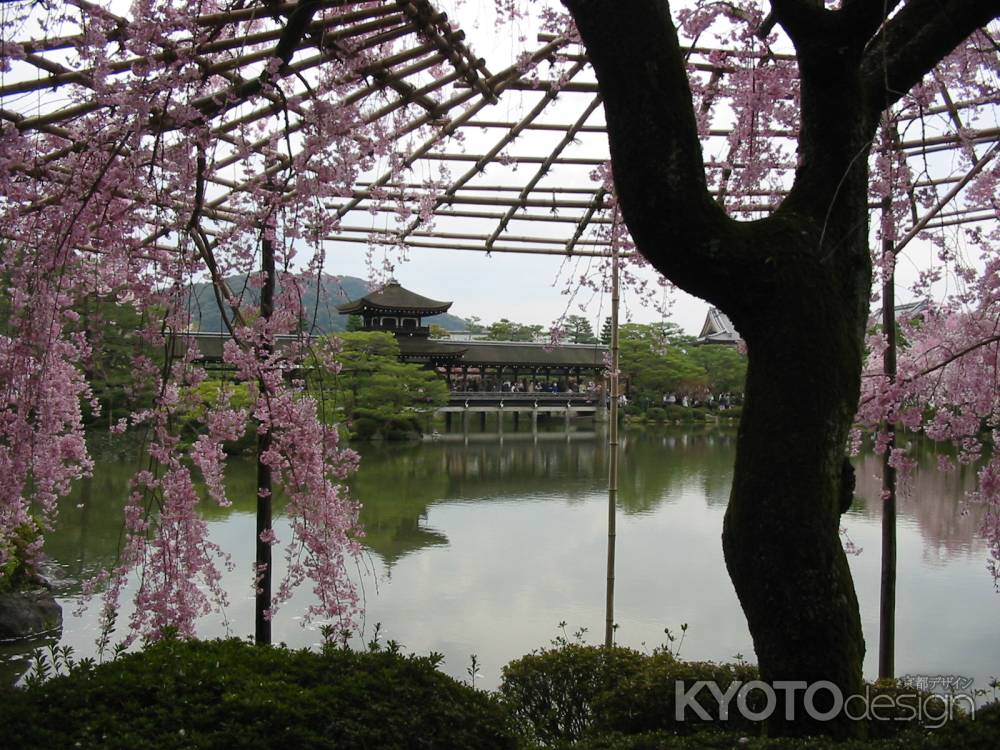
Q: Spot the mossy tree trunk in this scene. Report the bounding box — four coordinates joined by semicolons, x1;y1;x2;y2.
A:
563;0;999;738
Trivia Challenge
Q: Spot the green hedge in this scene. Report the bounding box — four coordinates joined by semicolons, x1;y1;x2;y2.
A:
499;645;987;748
0;638;516;750
556;703;1000;750
348;409;424;441
629;405;736;423
592;654;763;736
500;646;763;743
5;638;995;750
500;644;648;744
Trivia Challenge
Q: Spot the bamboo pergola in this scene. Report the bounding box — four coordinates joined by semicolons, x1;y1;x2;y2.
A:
2;0;997;655
4;1;995;265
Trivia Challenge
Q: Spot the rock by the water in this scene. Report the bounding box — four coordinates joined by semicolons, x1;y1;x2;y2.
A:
0;589;63;640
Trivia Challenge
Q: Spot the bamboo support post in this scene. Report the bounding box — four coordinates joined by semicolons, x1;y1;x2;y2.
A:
605;223;621;649
878;196;897;680
255;222;276;647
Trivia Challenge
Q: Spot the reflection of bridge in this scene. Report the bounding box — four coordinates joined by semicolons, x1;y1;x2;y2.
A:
439;391;602;431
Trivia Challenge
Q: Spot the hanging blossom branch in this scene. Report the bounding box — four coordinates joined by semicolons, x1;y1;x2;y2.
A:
0;0;472;643
855;26;1000;580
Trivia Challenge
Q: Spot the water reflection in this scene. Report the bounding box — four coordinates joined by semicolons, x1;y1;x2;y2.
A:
851;447;985;563
1;425;997;694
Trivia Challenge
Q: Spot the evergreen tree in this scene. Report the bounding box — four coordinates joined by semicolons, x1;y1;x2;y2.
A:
600;317;613;345
485;319;544;342
562;315;598;343
314;331;448;437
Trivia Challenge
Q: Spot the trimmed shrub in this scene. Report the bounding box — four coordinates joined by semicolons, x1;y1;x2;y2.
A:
646;407;667;422
349;415;379;441
499;644;647;745
862;680;955;739
0;638;516;750
501;645;972;746
660;405;712;422
927;699;1000;750
559;705;1000;750
385;415;423;440
592;653;761;736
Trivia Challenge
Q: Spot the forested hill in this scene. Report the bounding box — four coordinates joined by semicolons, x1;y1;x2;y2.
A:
187;274;467;333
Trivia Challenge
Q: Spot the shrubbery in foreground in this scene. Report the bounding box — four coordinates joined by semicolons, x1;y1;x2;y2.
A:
500;643;999;749
0;637;515;750
2;639;997;749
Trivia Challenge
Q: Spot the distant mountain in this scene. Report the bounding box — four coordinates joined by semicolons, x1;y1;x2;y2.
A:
187;274;467;333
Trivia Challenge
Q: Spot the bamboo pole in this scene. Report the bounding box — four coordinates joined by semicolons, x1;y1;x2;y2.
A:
325;234;626;257
420;152;608;165
322;192;775;213
203;30;522;219
397;0;496;102
487;95;604;250
397;61;587;241
255;222;276;647
605;222;621;649
893;142;1000;255
565;189;609;254
326;36;571;223
878;196;897;680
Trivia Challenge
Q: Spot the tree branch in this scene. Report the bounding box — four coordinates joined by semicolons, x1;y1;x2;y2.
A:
770;0;907;64
839;0;905;41
560;0;732;299
769;0;830;48
861;0;1000;113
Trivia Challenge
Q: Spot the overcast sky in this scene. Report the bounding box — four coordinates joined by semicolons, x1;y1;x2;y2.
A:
320;1;971;334
323;1;712;334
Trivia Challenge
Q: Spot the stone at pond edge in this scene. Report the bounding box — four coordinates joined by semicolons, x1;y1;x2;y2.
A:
0;590;62;640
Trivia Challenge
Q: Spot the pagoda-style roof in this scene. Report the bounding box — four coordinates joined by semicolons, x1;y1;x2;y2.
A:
336;281;452;315
697;307;741;345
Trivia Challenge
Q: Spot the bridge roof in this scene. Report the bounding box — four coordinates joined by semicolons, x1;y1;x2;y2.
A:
399;337;606;369
336;281;452;316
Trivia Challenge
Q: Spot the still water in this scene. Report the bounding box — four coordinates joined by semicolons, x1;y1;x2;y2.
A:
3;425;998;694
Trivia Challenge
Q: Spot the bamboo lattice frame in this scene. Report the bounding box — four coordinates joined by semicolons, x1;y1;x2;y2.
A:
1;0;997;264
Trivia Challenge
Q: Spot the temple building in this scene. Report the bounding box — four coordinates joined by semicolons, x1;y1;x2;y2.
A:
336;281;607;393
334;281;453;335
696;300;932;347
697;307;741;345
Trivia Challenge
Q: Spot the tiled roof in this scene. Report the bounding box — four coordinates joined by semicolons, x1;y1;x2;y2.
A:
336;281;452;315
869;299;931;325
697;307;741;345
398;337;607;368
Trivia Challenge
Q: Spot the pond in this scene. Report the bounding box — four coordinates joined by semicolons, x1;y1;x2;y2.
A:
2;424;998;695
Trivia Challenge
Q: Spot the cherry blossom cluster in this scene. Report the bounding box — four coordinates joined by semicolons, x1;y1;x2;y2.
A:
0;0;486;641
